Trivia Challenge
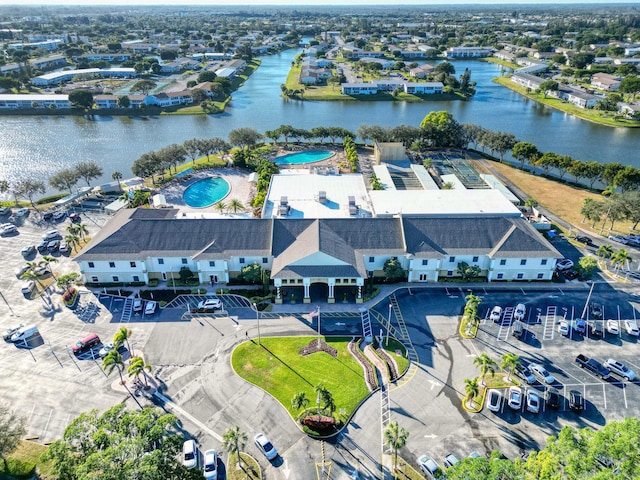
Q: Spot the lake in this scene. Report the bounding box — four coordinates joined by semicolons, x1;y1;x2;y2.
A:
1;48;639;196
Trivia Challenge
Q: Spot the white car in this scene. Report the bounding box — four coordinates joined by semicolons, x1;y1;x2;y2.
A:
203;449;218;479
14;207;29;217
603;359;636;381
555;258;574;271
529;363;555;384
144;300;157;315
15;264;30;278
557;320;570;336
42;230;60;241
198;298;222;310
417;454;441;479
624;320;639;337
526;389;540;413
443;453;460;469
98;342;114;358
507;386;522;410
182;439;198;469
608;235;628;244
1;224;17;235
486;389;502;413
490;306;503;322
514;303;526;321
254;432;277;460
606;319;619;335
132;297;143;312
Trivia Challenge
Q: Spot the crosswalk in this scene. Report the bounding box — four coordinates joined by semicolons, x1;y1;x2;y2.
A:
497;306;515;341
543;306;557;340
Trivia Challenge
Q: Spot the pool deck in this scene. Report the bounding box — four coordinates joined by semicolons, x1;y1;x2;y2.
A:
159;168;254;216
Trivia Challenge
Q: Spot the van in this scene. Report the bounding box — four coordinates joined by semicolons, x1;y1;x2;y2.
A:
512;321;524;339
10;324;39;343
514;303;526;321
72;333;101;355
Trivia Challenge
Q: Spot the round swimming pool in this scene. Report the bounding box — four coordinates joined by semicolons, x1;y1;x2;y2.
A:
275;150;333;165
183;177;230;208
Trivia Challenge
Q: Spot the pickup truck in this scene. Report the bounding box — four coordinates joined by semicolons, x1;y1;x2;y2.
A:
575;354;611;380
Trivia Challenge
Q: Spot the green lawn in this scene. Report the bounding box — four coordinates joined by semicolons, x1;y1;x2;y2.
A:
231;336;370;418
0;441;54;479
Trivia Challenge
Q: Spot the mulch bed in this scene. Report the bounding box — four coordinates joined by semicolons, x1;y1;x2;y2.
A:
299;339;338;357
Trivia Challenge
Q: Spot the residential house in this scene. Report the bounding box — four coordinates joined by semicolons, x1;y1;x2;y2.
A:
590;72;622;91
444;47;494;58
94;95;120;109
145;90;193;107
342;83;378;95
557;86;600;108
618;102;640;119
403;82;443;94
409;64;435;78
511;72;545;90
31;67;137;86
0;94;70;109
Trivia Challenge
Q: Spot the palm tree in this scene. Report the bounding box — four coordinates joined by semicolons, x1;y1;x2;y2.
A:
597;244;614;260
500;353;519;382
20;269;43;289
75;222;89;240
65;233;81;254
473;353;498;386
40;255;59;280
102;349;125;384
314;384;336;414
611;249;631;271
215;201;227;215
112;171;123;190
291;392;309;411
114;326;133;356
222;426;248;469
128;356;152;387
383;420;409;472
464;378;480;406
228;198;245;214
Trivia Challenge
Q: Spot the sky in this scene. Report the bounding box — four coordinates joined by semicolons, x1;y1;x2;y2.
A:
0;0;638;4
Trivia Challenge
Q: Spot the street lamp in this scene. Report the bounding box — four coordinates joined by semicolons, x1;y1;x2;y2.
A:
253;302;261;346
0;290;17;316
387;303;392;346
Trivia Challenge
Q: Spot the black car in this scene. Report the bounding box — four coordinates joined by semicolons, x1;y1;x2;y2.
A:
564;270;579;280
575;235;592;245
69;212;81;223
42;211;53;221
545;387;560;409
37;240;49;253
47;240;60;252
569;390;583;412
590;303;603;319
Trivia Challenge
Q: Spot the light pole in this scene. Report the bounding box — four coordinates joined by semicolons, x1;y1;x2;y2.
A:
0;290;17;316
170;266;176;294
386;303;392;346
253;302;261;345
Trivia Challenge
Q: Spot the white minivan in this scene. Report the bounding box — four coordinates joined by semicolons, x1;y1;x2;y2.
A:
514;303;526;321
10;324;39;343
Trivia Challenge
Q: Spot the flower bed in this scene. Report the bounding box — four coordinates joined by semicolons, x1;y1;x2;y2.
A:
348;338;378;391
62;287;79;309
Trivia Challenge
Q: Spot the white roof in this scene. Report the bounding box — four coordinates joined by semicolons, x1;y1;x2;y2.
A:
0;94;68;101
369;190;522;218
263;172;371;219
480;175;520;204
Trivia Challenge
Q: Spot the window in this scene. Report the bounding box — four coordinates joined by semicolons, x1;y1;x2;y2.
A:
239;257;245;264
262;257;268;264
281;279;287;284
541;259;548;265
369;256;374;263
109;262;115;268
422;259;428;266
158;258;164;265
449;256;455;263
181;258;187;265
130;261;136;268
336;279;341;284
209;261;215;267
520;259;527;266
112;276;119;282
91;276;98;282
537;273;544;279
297;279;303;284
88;262;95;268
447;270;453;276
472;256;479;263
499;259;506;266
517;273;524;279
419;274;428;281
497;273;504;279
350;279;356;284
133;275;139;282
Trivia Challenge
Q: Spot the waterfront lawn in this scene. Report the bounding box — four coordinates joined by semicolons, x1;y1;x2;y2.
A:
477;160;637;235
231;336;370;418
493;76;640;128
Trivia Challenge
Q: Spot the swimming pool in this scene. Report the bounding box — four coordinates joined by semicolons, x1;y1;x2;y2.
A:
183;177;230;208
275;150;333;165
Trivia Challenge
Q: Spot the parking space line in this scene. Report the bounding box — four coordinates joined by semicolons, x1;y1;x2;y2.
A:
602;384;607;410
41;409;53;440
623;384;628;409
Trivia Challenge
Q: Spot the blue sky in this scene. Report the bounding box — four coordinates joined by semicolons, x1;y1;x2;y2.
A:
0;0;637;4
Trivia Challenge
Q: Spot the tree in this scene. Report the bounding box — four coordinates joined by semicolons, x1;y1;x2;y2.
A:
215;201;227;214
111;171;123;189
131;80;157;95
228;198;245;213
383;257;406;283
383;420;409;472
114;326;133;355
68;90;94;108
75;160;103;187
582;161;605;189
473;353;497;386
40;255;59;279
448;450;522;479
619;76;640;100
580;198;604;227
128;356;152;387
240;262;262;284
420;110;463;148
512;141;539;170
577;256;598;278
291;392;309;411
197;70;217;83
50;168;80;193
41;405;194;480
500;353;519;381
538;80;559;98
222;426;248;469
490;132;517;162
0;405;26;471
183;138;202;164
56;272;80;290
228;128;262;150
117;95;130;108
464;377;480;406
569;53;595;69
456;261;481;281
65;233;81;253
13;180;45;210
102;349;125;384
597;244;614;260
602;162;625;189
610;249;631;270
